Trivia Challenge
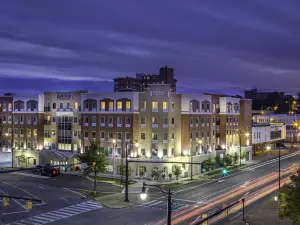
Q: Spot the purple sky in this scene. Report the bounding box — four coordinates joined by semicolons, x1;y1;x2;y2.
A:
1;1;300;95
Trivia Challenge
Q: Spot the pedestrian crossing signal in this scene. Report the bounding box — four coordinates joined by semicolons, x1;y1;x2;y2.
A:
26;200;32;210
3;197;9;207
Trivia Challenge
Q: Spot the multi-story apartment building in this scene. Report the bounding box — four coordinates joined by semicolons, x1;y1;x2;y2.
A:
114;66;177;92
0;85;252;178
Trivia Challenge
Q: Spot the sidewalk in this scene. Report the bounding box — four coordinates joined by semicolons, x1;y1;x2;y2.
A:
95;193;146;209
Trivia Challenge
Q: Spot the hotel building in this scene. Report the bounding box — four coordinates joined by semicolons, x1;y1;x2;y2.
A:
0;85;252;178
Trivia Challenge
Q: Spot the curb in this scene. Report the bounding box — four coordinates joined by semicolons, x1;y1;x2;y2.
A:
85;176;124;187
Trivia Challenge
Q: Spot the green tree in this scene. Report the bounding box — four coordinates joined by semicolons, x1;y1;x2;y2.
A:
206;157;214;170
214;156;222;166
76;141;108;176
224;154;233;166
233;152;239;165
278;168;300;224
172;165;182;181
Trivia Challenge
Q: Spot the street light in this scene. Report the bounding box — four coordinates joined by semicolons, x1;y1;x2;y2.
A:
239;131;250;166
124;140;139;202
112;139;116;179
140;182;172;225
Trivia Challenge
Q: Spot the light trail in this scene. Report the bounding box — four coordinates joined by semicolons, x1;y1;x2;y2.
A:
155;164;298;225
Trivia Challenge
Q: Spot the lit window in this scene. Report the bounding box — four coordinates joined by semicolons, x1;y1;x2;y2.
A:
33;129;37;136
152;102;158;110
152;117;158;124
126;101;131;110
74;102;78;110
109;101;114;110
163;102;168;111
117;101;122;110
171;102;175;110
8;103;12;111
101;101;105;110
152;133;158;140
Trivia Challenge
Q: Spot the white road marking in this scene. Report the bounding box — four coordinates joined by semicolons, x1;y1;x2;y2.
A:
172;198;197;203
11;172;50;179
62;187;86;198
2;210;29;216
0;189;27;211
60;197;68;202
37;186;45;190
7;201;102;225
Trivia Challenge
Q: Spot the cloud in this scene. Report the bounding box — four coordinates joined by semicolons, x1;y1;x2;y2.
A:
0;0;300;94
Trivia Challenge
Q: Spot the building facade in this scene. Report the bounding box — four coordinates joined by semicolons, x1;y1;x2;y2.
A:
0;85;252;178
114;66;177;92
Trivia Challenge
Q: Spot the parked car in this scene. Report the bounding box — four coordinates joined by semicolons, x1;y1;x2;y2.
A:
32;165;43;173
40;165;60;177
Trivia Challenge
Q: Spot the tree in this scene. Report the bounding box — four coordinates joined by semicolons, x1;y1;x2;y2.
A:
172;165;182;181
224;154;233;166
76;141;108;175
233;152;239;165
278;168;300;224
214;156;222;166
206;157;214;170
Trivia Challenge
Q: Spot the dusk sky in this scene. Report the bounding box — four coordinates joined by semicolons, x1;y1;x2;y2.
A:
1;1;300;95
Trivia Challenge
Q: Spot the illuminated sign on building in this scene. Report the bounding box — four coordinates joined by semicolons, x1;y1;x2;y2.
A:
56;93;71;100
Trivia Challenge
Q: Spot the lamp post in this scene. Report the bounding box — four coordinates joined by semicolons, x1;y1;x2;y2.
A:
124;141;139;202
239;131;250;166
140;182;172;225
112;139;116;180
278;139;281;192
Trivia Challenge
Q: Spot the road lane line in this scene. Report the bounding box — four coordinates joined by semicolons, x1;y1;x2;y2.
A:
173;198;197;203
11;172;50;179
62;187;86;198
0;189;27;211
61;197;68;202
2;210;29;216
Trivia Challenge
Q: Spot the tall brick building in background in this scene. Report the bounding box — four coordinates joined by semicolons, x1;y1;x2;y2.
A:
0;66;252;178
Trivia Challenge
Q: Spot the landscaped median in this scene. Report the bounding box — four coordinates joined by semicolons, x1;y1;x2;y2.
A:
87;175;137;187
95;193;145;209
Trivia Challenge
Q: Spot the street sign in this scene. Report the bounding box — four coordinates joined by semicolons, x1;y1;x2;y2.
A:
3;197;9;207
26;200;32;210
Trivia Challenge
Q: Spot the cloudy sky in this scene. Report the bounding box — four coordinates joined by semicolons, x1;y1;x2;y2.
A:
1;0;300;95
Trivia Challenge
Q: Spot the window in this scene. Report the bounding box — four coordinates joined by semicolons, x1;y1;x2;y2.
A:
126;101;131;110
84;116;89;123
206;102;210;112
100;116;105;124
163;149;168;156
141;133;145;140
33;129;37;136
108;116;113;125
101;131;105;139
8;116;12;123
125;132;130;140
164;133;168;140
101;101;105;111
125;117;131;125
190;117;193;125
190;132;193;139
67;103;71;109
52;130;56;136
109;101;114;111
152;102;158;111
92;102;96;110
74;117;78;123
117;132;122;140
171;148;175;156
207;131;210;137
14;128;18;135
202;102;205;111
52;116;56;123
196;132;199;138
171;133;175;140
152;133;158;140
27;129;31;136
171;102;175;110
74;102;78;110
8;103;12;111
28;142;31;149
20;129;24;135
141;101;146;110
171;118;175;125
196;117;199;125
163;102;168;111
92;131;96;139
141;149;146;155
60;103;63;109
84;132;88;138
164;117;168;125
117;101;122;110
74;131;78;137
20;115;24;123
108;132;113;139
141;117;146;125
92;116;96;125
152;117;158;124
117;117;122;125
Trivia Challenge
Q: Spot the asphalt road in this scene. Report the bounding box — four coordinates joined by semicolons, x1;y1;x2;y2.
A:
0;172;122;225
0;151;299;225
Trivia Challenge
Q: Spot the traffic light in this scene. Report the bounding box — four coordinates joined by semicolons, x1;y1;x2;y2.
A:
3;197;9;207
222;168;228;176
26;200;32;210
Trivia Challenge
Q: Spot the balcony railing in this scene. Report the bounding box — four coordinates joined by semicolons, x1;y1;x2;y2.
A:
44;107;51;112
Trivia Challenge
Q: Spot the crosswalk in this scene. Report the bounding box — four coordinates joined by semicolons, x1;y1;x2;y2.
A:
7;201;102;225
143;200;190;212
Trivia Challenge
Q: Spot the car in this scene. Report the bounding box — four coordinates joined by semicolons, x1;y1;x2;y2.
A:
32;165;43;174
40;165;60;177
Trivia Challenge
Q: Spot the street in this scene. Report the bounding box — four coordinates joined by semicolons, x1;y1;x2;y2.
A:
0;150;299;225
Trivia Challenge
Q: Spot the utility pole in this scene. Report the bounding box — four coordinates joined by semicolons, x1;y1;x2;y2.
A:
190;154;193;180
279;140;281;192
239;131;242;166
124;142;129;202
167;189;172;225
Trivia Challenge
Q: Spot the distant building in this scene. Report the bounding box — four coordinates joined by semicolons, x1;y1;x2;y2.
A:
114;66;177;92
244;88;285;101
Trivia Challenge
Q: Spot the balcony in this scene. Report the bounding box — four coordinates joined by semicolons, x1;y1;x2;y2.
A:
117;123;122;128
126;124;131;128
141;108;146;112
100;123;105;127
152;108;158;112
163;109;168;112
152;124;158;128
84;123;88;126
207;123;209;126
92;123;96;127
44;107;51;112
163;124;168;128
141;124;146;128
163;140;168;144
109;123;113;127
152;139;158;143
190;124;193;128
